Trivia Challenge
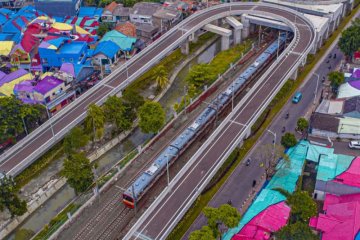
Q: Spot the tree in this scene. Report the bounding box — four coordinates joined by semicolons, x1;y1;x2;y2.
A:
84;104;105;141
98;0;112;7
103;96;132;132
296;117;309;132
0;175;27;217
154;65;169;90
122;0;136;7
122;89;145;111
97;22;111;37
14;228;35;240
203;204;241;237
275;189;317;222
186;64;215;88
138;101;166;134
281;132;297;148
62;153;94;194
189;226;216;240
338;18;360;57
328;71;345;90
275;222;319;240
63;127;89;156
254;144;290;179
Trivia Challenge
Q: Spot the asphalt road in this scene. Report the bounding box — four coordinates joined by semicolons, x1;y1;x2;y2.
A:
126;6;315;239
183;8;360;239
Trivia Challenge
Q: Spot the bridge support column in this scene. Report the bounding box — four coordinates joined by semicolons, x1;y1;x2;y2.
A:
221;35;230;51
301;56;307;67
291;68;298;80
116;91;122;97
225;16;243;44
189;32;198;43
234;29;242;44
241;15;250;39
181;41;189;55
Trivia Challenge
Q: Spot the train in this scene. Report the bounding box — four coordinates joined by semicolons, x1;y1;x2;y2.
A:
122;33;288;208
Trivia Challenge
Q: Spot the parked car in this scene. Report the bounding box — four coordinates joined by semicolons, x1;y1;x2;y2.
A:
292;91;302;104
349;140;360;149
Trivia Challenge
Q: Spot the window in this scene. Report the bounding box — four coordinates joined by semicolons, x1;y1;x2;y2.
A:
69;58;73;63
61;58;65;62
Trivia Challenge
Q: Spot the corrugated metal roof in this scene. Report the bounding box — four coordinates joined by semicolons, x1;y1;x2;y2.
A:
100;30;136;51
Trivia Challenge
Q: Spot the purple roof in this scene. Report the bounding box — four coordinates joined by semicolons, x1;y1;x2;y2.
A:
14;80;35;92
34;76;63;95
60;63;75;77
352;69;360;79
0;71;5;80
349;80;360;90
0;69;28;87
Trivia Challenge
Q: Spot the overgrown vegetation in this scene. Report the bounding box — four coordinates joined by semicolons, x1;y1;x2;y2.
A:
0;175;27;217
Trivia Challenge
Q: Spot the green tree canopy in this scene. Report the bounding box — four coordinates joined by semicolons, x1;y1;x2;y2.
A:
338;18;360;57
186;64;215;88
63;127;89;155
62;153;94;193
122;89;145;111
275;222;319;240
85;104;106;141
97;22;111;37
154;65;169;90
296;117;309;132
203;204;241;237
103;96;132;132
328;71;345;90
138;101;166;134
281;132;297;148
189;226;216;240
0;175;27;217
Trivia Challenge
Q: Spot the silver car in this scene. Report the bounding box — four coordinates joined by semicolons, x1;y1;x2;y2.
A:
349;141;360;149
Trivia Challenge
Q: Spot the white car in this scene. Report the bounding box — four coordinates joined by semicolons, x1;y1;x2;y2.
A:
349;141;360;149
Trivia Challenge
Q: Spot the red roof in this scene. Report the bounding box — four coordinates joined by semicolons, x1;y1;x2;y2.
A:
115;22;136;37
105;2;118;13
354;51;360;59
21;23;41;53
310;193;360;240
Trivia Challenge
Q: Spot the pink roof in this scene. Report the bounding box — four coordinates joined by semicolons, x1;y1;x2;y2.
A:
232;201;290;240
310;193;360;240
34;76;63;95
333;156;360;188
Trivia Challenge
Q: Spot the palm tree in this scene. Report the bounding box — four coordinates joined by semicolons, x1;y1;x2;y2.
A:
155;65;169;90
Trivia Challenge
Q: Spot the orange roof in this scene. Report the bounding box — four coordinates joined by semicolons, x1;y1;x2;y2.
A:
115;22;136;37
105;2;118;13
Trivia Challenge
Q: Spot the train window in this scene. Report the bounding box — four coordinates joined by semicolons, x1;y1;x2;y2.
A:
123;194;133;202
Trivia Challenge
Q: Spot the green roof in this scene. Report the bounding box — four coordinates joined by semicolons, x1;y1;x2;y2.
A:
100;30;137;51
316;153;354;181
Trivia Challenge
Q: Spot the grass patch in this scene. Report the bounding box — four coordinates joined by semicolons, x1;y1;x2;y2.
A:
14;142;64;190
33;203;80;240
168;5;360;239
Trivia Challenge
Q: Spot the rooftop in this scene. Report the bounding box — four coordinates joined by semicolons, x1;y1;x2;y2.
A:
131;2;162;16
344;96;360;114
100;30;137;51
153;7;181;20
115;21;136;37
93;40;120;58
34;76;63;95
0;41;14;56
59;41;86;55
104;1;118;13
310;112;340;132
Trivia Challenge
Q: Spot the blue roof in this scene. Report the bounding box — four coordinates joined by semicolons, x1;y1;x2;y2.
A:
47;37;69;48
53;16;64;22
93;41;120;59
78;7;103;18
0;33;20;42
100;30;137;51
59;42;86;54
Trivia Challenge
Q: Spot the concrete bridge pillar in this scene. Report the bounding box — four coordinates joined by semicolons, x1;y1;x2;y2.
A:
181;41;189;55
116;91;122;97
225;16;243;44
189;32;198;43
221;35;230;51
241;15;250;39
234;29;242;44
291;68;298;80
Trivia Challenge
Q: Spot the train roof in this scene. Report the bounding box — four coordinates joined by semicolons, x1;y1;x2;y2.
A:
170;128;196;151
253;52;270;68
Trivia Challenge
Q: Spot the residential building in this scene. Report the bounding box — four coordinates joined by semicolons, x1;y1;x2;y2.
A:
0;68;33;96
343;96;360;118
112;4;131;23
101;1;118;23
93;40;120;65
136;23;159;41
310;112;340;138
130;2;162;25
38;38;89;70
78;7;103;20
0;41;14;56
100;30;137;51
115;21;136;37
153;7;181;32
34;0;81;17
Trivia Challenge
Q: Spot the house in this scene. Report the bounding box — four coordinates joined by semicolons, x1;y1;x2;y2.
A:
343;96;360;118
115;21;137;37
93;40;120;65
152;7;182;31
34;0;81;17
130;2;162;25
62;16;100;36
112;4;131;23
100;30;137;52
310;193;360;240
310;112;340;138
78;7;103;20
38;38;89;71
101;1;119;23
0;68;33;96
136;23;159;41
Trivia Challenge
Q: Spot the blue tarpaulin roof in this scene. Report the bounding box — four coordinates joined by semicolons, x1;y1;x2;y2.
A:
78;7;103;18
100;30;137;51
93;40;120;59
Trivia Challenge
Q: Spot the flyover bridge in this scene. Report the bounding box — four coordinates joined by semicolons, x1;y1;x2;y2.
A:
123;3;316;240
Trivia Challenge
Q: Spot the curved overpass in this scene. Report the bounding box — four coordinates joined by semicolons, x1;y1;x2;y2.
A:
0;4;314;180
123;3;316;240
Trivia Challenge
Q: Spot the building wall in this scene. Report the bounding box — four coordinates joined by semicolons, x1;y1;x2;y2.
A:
130;14;152;24
39;44;87;68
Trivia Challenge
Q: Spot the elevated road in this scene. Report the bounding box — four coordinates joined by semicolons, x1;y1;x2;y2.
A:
124;4;316;240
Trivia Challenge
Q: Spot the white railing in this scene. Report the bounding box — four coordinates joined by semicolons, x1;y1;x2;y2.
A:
124;4;316;239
